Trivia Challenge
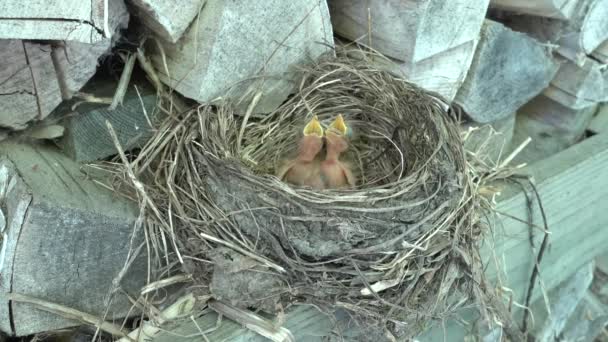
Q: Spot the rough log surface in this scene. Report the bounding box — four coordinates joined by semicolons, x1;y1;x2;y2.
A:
329;0;489;63
489;0;582;19
395;40;478;102
127;0;205;43
589;104;608;134
592;40;608;63
0;142;146;336
0;40;110;130
58;78;159;162
455;20;559;123
0;0;128;43
544;57;608;109
358;40;478;102
503;0;608;63
515;94;598;157
150;0;334;114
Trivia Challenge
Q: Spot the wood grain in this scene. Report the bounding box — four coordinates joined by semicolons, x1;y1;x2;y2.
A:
329;0;490;63
490;0;582;19
543;57;608;109
455;20;559;123
127;0;205;43
0;40;110;130
150;0;334;114
0;0;128;43
0;142;146;336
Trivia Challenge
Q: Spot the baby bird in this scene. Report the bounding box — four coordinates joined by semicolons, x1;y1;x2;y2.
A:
276;116;325;189
320;114;356;189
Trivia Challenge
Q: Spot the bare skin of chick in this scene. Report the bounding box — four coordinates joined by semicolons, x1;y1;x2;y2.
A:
276;116;325;189
320;114;356;189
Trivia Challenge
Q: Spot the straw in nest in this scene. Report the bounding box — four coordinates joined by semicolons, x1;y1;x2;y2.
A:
108;50;494;338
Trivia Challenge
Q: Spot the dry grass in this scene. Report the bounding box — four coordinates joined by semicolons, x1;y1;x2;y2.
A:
100;48;511;339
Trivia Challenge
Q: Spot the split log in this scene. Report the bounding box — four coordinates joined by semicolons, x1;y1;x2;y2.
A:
455;20;559;123
328;0;490;63
589;104;608;134
127;0;205;43
0;40;111;130
393;40;478;102
149;0;334;114
503;0;608;64
543;57;608;109
592;40;608;63
489;0;583;19
0;0;128;43
0;142;147;336
355;40;478;101
58;78;159;162
514;95;598;162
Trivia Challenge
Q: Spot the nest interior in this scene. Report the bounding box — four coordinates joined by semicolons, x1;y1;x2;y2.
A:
117;51;487;336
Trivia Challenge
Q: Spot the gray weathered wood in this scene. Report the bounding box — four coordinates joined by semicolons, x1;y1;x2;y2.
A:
57;78;159;162
0;40;111;130
455;20;559;123
532;263;594;341
127;0;205;43
489;0;583;19
392;40;478;102
560;292;608;342
328;0;490;63
150;0;333;114
0;142;147;336
515;94;598;160
148;128;608;341
504;0;608;64
0;0;128;43
344;40;478;102
592;39;608;63
543;57;608;109
589;104;608;134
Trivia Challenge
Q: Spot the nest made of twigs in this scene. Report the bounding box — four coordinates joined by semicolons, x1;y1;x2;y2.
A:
109;49;489;338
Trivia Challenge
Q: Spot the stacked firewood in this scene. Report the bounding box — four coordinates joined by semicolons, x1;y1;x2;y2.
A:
0;0;607;340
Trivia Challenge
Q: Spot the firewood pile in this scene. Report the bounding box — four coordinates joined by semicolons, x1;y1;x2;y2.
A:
0;0;607;341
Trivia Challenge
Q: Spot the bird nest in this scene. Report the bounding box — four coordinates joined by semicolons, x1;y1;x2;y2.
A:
108;51;492;338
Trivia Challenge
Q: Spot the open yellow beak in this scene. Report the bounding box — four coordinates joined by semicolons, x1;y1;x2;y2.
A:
302;116;324;137
328;114;349;136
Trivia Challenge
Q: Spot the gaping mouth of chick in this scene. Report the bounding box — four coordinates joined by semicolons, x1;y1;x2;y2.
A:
303;116;324;137
329;114;348;136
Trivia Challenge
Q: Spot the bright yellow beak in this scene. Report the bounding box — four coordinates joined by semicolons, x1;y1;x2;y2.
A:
328;114;349;136
302;116;324;137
